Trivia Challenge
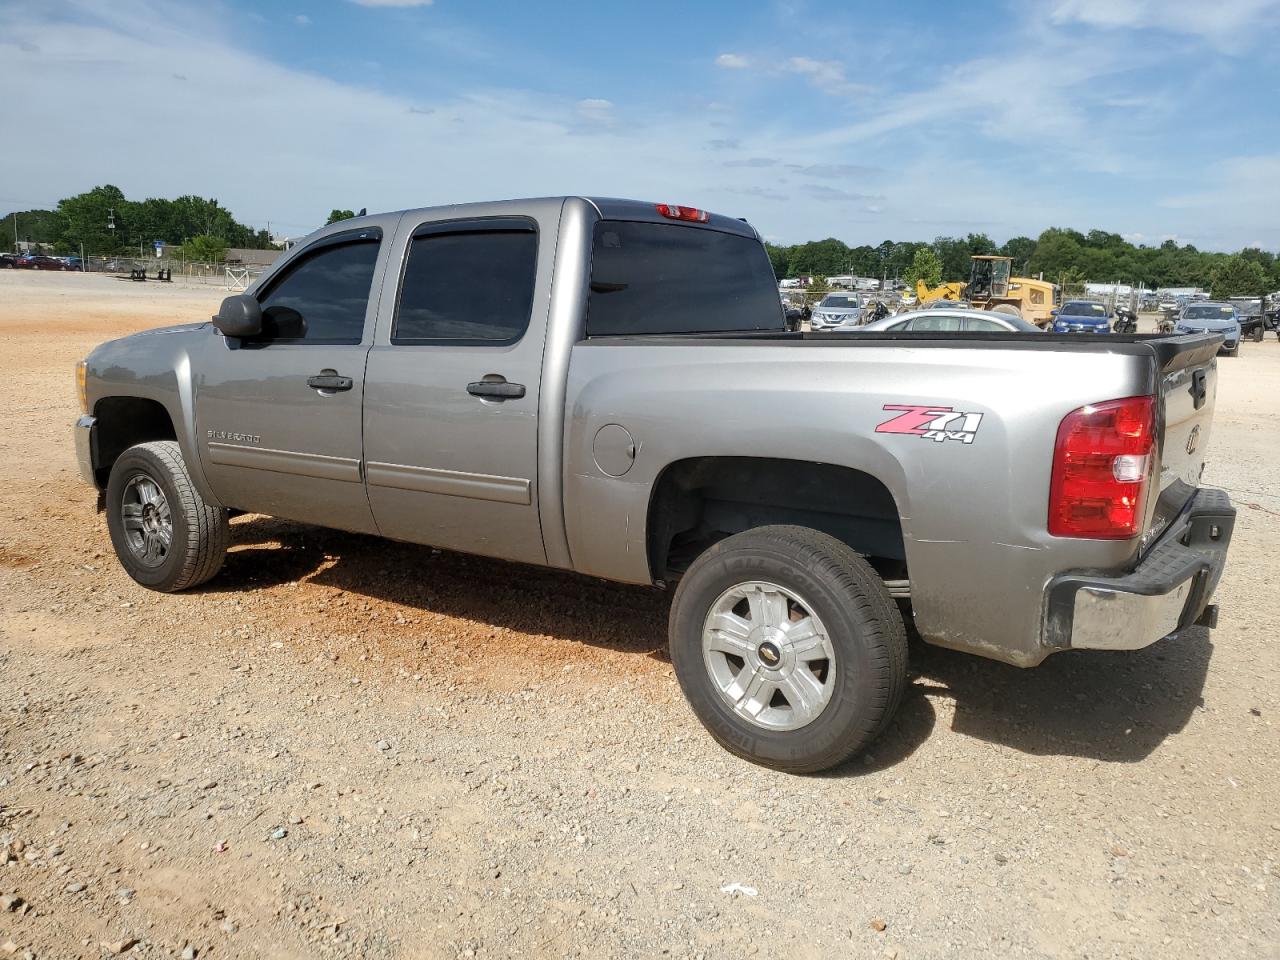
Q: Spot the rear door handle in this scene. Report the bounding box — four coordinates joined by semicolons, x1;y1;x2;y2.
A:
467;380;525;401
307;369;353;392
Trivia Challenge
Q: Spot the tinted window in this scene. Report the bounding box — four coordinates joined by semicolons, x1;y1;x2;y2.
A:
1183;304;1234;320
1060;302;1105;316
820;294;859;308
586;221;782;336
963;316;1006;332
255;239;380;344
394;228;538;343
908;315;963;332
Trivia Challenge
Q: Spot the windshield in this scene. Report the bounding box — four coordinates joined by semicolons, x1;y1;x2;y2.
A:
1183;305;1235;320
819;294;859;308
1059;302;1106;317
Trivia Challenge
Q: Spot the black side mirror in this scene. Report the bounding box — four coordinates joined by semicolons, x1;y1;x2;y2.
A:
213;294;262;338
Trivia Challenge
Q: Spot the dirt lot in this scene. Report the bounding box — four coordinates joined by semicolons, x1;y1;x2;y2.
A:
0;271;1277;960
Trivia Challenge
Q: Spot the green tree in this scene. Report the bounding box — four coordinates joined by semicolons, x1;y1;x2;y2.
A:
1210;256;1269;299
804;275;831;308
764;242;790;279
326;209;357;225
1057;266;1087;299
903;247;943;289
1000;236;1036;274
180;234;228;263
58;184;128;254
2;209;66;251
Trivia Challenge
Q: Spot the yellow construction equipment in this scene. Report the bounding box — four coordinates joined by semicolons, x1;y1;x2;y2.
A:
916;256;1057;327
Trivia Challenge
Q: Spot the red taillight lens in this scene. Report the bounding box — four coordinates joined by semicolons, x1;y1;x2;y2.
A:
1048;396;1155;539
655;203;710;223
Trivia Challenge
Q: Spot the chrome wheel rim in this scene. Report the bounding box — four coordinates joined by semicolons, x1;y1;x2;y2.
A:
701;580;836;731
120;474;172;567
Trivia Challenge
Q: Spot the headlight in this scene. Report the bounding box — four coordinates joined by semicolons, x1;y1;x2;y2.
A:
76;360;88;413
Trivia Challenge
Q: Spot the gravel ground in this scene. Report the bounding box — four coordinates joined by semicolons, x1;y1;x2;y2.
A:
0;271;1277;960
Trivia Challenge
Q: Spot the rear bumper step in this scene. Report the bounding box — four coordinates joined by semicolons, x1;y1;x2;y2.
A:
1043;487;1234;651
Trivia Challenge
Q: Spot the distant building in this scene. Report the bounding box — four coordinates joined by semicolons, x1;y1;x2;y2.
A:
224;248;282;268
1085;282;1135;297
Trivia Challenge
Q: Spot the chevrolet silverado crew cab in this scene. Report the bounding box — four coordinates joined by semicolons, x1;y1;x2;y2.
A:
73;197;1235;773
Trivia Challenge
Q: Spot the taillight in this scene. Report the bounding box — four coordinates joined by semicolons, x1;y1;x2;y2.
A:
1048;396;1155;539
655;203;710;223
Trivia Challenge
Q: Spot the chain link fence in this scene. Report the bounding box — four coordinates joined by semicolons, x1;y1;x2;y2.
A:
79;256;268;288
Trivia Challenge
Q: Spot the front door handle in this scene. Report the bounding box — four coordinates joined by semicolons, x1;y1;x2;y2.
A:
307;369;353;392
467;380;525;401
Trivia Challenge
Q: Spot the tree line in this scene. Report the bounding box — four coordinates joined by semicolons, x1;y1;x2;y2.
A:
2;185;275;261
766;227;1280;298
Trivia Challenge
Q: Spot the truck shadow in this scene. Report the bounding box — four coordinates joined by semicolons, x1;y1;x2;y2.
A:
213;516;672;660
900;631;1213;764
212;516;1212;768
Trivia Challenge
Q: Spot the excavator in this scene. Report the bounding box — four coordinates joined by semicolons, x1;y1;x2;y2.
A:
915;255;1057;327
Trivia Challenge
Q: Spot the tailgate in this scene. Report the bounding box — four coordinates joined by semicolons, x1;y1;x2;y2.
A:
1148;334;1221;545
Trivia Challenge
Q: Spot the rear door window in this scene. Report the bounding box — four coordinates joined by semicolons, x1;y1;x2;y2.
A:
393;223;538;344
586;221;782;336
963;316;1006;332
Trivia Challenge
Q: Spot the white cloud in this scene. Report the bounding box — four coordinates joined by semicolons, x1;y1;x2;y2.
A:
350;0;434;7
715;53;750;69
785;57;869;98
1158;154;1280;248
1048;0;1280;42
0;0;1272;249
293;13;311;25
575;98;614;123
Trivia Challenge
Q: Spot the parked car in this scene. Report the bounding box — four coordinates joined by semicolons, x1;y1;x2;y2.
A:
856;308;1043;333
808;292;864;330
0;253;17;269
1175;302;1241;356
73;196;1234;773
17;254;73;271
780;296;807;331
1051;300;1111;333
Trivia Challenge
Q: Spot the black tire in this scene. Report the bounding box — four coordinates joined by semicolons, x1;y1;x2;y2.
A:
669;525;908;774
105;440;229;592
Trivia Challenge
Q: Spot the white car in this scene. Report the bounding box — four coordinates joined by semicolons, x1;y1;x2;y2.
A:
852;308;1043;333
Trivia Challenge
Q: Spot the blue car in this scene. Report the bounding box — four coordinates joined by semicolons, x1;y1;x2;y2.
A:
1051;300;1111;333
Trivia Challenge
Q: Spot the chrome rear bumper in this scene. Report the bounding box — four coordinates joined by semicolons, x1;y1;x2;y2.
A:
1044;488;1234;651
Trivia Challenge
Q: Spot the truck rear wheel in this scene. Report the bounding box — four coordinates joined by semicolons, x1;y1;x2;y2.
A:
668;525;907;773
105;441;229;592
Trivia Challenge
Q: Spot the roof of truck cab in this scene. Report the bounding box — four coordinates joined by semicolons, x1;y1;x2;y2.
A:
584;197;759;238
308;197;759;243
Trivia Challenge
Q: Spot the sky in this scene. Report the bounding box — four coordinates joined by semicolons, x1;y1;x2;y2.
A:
2;0;1279;249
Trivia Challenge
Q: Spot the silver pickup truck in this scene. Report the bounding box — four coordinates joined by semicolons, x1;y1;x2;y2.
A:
73;197;1235;772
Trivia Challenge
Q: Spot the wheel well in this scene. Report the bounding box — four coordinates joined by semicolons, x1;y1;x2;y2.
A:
91;397;177;487
647;457;906;583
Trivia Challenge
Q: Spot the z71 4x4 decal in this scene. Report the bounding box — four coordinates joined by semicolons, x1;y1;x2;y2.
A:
876;404;984;444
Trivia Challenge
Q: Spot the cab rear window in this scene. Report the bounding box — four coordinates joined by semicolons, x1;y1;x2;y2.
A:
585;221;783;337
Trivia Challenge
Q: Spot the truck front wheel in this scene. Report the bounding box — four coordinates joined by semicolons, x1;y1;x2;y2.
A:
105;440;229;592
668;525;907;773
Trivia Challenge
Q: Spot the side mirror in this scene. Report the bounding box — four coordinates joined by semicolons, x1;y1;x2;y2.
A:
1049;309;1058;316
212;294;262;338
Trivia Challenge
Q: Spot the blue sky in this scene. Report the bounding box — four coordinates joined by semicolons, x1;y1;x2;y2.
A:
3;0;1279;249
